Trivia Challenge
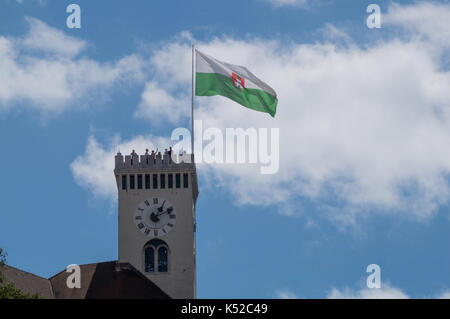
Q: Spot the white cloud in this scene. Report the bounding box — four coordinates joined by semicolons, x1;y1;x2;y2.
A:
73;2;450;224
266;0;309;8
327;284;409;299
70;135;171;201
21;17;86;57
133;38;191;124
319;23;351;43
15;0;46;5
0;18;145;113
385;1;450;50
276;288;299;299
327;285;450;299
438;291;450;299
134;81;189;125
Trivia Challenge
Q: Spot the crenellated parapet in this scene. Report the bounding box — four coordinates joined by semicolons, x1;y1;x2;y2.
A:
114;149;198;202
114;150;195;173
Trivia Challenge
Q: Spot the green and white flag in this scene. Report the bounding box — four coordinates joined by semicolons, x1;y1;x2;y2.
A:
195;49;278;117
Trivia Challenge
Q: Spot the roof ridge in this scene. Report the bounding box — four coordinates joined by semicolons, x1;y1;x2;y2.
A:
48;260;117;280
4;264;50;281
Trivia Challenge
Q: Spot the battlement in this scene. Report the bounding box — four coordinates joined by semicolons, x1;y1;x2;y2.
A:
114;150;195;173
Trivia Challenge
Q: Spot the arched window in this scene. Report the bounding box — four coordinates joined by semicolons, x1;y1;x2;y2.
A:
144;247;154;272
158;247;168;272
144;239;169;273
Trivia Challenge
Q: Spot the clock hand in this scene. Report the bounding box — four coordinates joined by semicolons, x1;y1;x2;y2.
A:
156;206;173;217
156;209;168;217
157;200;166;213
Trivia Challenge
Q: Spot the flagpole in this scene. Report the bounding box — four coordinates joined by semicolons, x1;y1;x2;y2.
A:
191;44;195;156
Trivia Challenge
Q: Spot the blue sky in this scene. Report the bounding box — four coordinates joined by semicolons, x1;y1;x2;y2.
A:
1;0;450;298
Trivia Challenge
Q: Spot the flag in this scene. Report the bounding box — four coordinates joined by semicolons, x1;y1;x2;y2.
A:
195;49;278;117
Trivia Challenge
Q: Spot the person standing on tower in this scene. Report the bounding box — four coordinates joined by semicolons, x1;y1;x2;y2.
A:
168;147;173;163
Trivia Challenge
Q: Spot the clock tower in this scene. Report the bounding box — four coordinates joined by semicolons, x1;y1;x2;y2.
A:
114;149;198;299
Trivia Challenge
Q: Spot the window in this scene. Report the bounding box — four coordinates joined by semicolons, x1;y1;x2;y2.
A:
122;175;127;190
144;247;154;272
130;175;135;189
175;173;181;188
158;247;168;272
137;175;143;189
183;173;188;188
168;174;173;189
160;174;166;189
153;174;158;189
144;239;168;273
145;174;150;189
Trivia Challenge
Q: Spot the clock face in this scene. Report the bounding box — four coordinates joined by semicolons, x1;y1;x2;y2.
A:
134;197;176;238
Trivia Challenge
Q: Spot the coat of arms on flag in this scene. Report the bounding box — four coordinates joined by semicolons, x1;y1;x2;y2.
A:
232;72;245;89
